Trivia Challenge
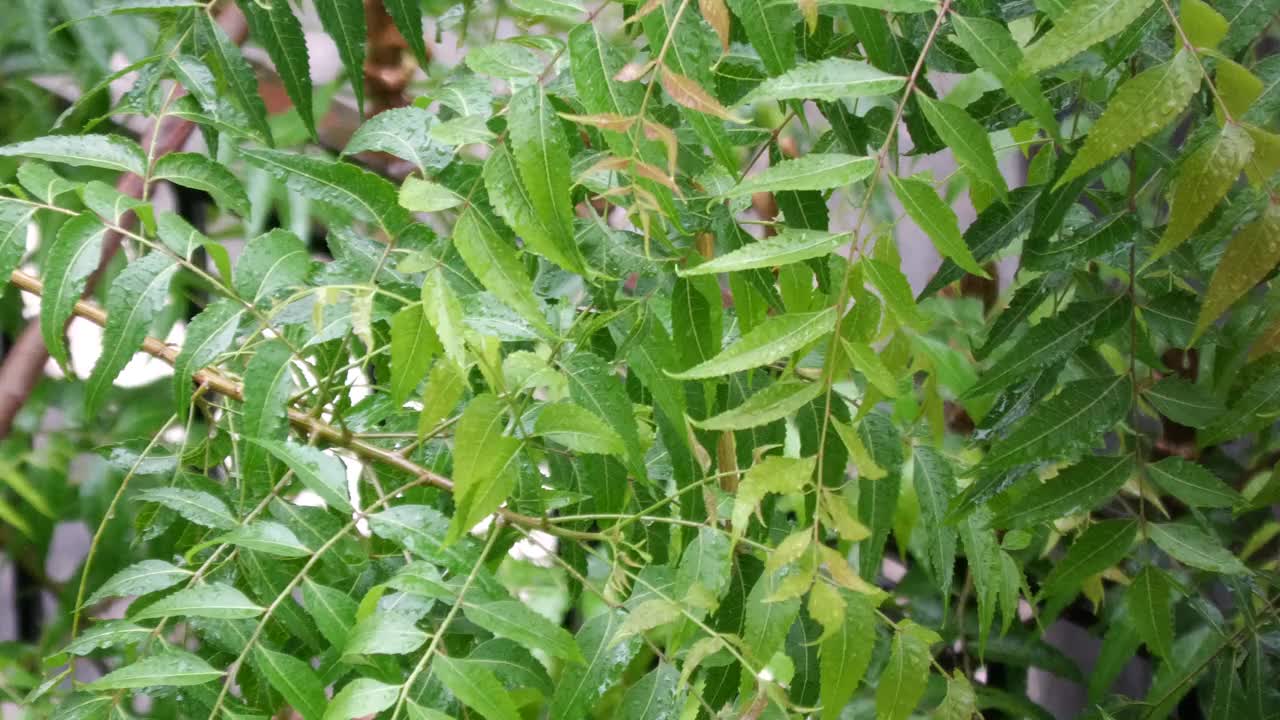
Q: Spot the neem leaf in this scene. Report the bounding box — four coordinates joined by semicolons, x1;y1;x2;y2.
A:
1153;124;1254;259
88;650;221;690
738;58;904;105
1145;457;1242;509
692;380;824;430
1059;51;1203;187
725;154;875;197
667;309;836;380
678;229;843;275
0;134;146;175
41;213;107;369
889;174;986;276
446;394;522;544
1022;0;1156;74
1195;203;1280;340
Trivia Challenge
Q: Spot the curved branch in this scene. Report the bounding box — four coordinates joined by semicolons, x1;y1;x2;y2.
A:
0;7;249;439
5;269;593;539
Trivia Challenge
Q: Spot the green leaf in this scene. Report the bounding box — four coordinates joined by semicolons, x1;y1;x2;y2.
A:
323;678;401;720
215;520;312;558
1195;204;1280;339
1127;566;1174;659
419;358;468;437
302;579;359;649
843;338;900;397
86;559;192;605
550;610;640;720
620;663;682;720
920;187;1040;298
382;0;428;67
131;582;263;620
84;252;177;415
1147;522;1247;574
889;174;986;276
420;266;467;367
534;402;626;456
253;646;327;720
0;134;145;175
913;447;958;595
17;162;79;203
1060;50;1203;187
818;589;875;720
506;85;586;274
1040;519;1137;599
641;0;737;169
741;568;803;690
446;394;522;544
1021;0;1156;74
390;304;443;406
239;340;295;491
399;177;462;213
345;107;454;175
1146;457;1242;508
483;143;584;274
724;154;875;197
1154;124;1255;258
41;213;107;369
936;673;978;720
136;487;237;530
951;15;1059;136
0;199;38;282
511;0;584;20
87;650;221;690
733;455;815;532
240;148;412;236
977;375;1132;473
467;41;543;79
692;380;823;430
463;600;585;663
343;614;430;656
917;95;1007;197
196;13;272;144
875;621;938;720
453;204;551;335
238;0;315;139
433;654;523;720
562;351;648;481
667;308;835;380
259;440;352;512
61;621;150;657
966;296;1127;398
679;229;843;276
155;211;210;260
995;454;1134;528
864;258;928;330
467;638;555;697
173;301;242;415
151;152;250;217
1143;376;1225;428
739;57;904;105
568;24;677;217
314;0;367;114
725;0;796;76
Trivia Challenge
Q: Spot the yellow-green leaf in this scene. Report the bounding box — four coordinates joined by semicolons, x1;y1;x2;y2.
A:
1022;0;1156;74
1196;203;1280;339
1059;50;1203;187
1154;123;1254;259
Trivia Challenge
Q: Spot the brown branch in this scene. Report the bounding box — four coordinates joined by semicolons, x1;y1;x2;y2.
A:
0;8;250;440
5;268;594;539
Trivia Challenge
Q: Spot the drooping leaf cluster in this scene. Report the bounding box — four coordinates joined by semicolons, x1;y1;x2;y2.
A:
0;0;1278;718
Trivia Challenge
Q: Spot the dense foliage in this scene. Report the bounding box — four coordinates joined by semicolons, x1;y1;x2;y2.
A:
0;0;1278;717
